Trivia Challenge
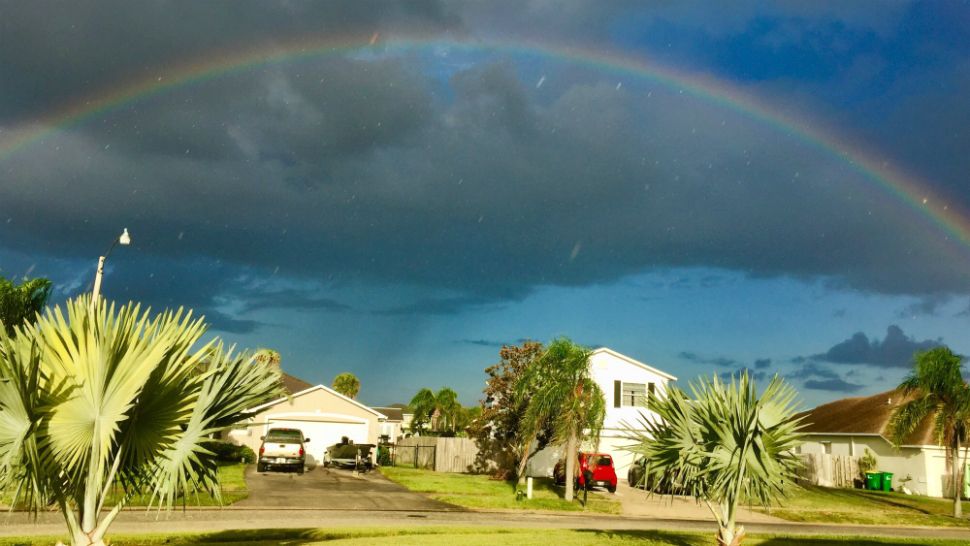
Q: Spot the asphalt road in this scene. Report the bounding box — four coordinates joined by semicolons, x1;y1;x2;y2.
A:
1;469;968;543
2;507;970;542
233;465;456;510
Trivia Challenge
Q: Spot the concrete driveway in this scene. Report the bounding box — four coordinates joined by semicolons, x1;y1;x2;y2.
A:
234;465;457;511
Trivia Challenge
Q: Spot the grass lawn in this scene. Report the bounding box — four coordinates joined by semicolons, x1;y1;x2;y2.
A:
760;484;970;527
0;527;966;546
379;466;621;514
1;463;248;509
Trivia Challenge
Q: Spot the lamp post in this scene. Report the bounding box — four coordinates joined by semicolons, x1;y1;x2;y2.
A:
90;228;131;310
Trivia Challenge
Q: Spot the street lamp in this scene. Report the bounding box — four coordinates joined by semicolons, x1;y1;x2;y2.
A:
90;228;131;310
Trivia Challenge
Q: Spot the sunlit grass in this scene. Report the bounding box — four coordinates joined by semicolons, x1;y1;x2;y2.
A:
0;462;248;509
759;484;970;527
379;466;620;514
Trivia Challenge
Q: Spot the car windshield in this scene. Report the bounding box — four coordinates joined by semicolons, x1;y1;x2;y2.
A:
593;456;613;467
265;430;302;443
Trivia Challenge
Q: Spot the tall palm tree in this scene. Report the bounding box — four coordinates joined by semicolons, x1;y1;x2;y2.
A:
518;338;605;502
626;372;804;546
332;372;361;399
0;297;283;546
408;387;464;434
253;348;281;367
0;275;52;336
889;346;970;518
409;388;437;434
434;388;462;433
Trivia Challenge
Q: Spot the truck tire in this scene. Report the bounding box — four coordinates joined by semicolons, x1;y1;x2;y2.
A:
257;462;267;473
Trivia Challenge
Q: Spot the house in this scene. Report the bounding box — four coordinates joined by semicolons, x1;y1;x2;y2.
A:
798;389;954;497
372;403;414;443
229;372;387;466
527;347;677;479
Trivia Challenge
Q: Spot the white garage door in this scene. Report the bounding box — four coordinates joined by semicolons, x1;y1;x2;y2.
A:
264;416;368;464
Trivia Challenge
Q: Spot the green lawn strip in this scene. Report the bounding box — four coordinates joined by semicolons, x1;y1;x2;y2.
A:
379;466;620;514
1;463;248;510
755;485;970;527
0;527;966;546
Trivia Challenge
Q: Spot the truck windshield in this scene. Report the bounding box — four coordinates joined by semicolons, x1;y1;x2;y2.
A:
265;430;302;442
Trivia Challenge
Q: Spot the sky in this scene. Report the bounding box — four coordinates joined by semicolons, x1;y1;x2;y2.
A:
1;1;969;409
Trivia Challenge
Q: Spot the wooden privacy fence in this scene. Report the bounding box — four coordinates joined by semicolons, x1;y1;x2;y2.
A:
796;454;859;488
394;437;479;473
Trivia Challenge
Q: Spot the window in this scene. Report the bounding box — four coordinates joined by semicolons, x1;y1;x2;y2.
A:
622;382;647;406
822;442;832;455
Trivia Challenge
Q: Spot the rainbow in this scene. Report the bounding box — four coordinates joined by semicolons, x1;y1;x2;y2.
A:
2;33;968;254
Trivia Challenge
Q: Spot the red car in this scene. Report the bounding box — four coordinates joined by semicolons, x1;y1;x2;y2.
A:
554;452;618;493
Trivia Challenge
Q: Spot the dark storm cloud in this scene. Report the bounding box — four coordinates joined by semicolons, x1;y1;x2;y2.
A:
788;361;841;381
2;2;970;322
374;296;503;316
897;295;949;318
678;351;739;368
719;368;767;383
456;338;532;348
812;325;942;367
753;358;772;369
0;1;459;121
803;378;863;393
786;361;863;393
240;288;351;314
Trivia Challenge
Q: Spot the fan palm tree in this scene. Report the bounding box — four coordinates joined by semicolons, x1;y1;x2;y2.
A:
0;296;283;546
889;346;970;518
0;275;52;336
517;338;605;502
626;372;804;546
332;372;361;399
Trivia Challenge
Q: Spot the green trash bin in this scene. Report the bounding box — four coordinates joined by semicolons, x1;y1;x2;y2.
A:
881;472;893;492
865;472;882;491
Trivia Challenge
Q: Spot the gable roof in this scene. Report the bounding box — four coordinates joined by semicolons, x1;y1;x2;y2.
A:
798;389;936;447
281;373;314;395
591;347;678;381
251;383;387;419
372;406;404;421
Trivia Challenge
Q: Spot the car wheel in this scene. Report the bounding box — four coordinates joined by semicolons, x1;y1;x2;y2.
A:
607;484;616;494
296;465;305;475
256;462;266;473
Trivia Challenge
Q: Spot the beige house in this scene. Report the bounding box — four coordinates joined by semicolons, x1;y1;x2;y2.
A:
799;389;956;497
372;404;413;443
229;373;387;465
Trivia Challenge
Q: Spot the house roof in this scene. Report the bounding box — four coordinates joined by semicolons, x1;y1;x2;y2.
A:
798;389;936;447
250;383;388;420
372;406;404;421
591;347;678;381
281;373;314;395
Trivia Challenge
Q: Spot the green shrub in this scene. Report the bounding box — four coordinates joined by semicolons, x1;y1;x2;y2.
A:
209;441;256;464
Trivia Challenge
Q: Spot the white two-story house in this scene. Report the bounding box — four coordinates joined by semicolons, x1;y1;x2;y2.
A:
527;347;676;479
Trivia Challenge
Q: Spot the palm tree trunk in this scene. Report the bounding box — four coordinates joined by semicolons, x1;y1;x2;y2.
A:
564;429;577;502
954;436;963;519
516;436;534;485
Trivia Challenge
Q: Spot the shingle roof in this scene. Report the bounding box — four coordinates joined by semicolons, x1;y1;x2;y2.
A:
372;406;404;421
798;389;937;446
281;373;314;395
